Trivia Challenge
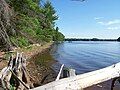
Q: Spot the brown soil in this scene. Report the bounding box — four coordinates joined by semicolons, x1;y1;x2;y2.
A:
0;42;57;88
0;60;8;71
27;49;57;87
0;51;7;71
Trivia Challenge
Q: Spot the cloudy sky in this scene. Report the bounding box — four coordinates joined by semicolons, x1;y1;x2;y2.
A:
51;0;120;39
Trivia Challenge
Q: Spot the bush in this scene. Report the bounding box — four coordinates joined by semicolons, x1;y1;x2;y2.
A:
17;37;29;47
10;36;29;47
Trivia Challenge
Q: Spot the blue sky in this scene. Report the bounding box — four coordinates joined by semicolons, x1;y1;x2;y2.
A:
51;0;120;39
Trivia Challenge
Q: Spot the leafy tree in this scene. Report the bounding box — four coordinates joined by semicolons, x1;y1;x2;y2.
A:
42;0;58;29
0;0;65;50
117;37;120;41
53;27;65;42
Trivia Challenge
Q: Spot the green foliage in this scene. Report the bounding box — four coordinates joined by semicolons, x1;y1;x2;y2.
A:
9;0;41;15
10;36;29;47
10;84;15;90
18;37;29;47
42;1;58;29
53;27;65;41
7;0;65;48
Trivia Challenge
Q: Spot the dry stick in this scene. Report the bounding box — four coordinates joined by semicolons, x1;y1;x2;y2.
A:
0;67;8;89
21;57;32;87
22;67;33;88
10;69;30;89
0;67;7;79
0;55;14;89
8;55;14;70
0;53;31;89
5;55;14;89
16;53;25;90
18;53;22;69
21;54;26;70
56;64;64;81
15;52;19;68
1;68;12;89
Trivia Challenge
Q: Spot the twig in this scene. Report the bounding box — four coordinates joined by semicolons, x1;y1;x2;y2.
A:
56;64;64;81
10;69;30;89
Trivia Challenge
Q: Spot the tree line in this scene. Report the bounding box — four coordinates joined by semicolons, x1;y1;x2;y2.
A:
65;38;118;41
0;0;65;51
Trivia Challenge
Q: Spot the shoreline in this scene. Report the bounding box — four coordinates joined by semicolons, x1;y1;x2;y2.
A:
14;42;54;59
0;42;58;88
0;42;53;70
1;42;120;90
27;43;58;86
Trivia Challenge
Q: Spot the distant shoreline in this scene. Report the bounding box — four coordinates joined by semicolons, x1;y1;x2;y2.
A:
65;38;117;41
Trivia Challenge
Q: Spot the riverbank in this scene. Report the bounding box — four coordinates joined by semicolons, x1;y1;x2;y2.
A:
1;41;120;90
27;46;57;86
0;42;57;88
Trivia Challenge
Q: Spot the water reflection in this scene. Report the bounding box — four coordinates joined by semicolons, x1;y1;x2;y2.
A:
51;41;120;74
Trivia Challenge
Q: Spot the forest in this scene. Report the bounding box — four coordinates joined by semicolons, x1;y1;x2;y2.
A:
0;0;65;51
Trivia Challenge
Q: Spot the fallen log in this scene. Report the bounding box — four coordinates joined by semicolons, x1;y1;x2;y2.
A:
31;62;120;90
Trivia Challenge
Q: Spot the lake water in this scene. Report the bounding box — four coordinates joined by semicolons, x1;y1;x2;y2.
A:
52;41;120;74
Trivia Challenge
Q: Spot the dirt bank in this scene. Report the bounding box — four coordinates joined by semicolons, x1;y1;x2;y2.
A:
27;47;57;87
0;42;57;88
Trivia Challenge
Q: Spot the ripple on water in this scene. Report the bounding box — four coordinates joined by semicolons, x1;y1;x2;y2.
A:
52;41;120;74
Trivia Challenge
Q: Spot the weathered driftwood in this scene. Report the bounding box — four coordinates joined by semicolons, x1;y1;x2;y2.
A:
55;65;76;81
31;62;120;90
56;64;64;81
69;69;76;77
0;52;33;90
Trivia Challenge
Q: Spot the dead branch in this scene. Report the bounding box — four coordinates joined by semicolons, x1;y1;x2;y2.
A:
0;52;33;90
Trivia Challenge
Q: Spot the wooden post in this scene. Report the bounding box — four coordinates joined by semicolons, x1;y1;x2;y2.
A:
63;68;76;78
69;69;76;77
63;69;69;78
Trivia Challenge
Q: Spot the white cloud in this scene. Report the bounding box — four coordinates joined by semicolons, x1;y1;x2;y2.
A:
107;27;120;30
98;21;105;25
97;19;120;26
106;20;120;25
94;17;104;20
94;18;120;30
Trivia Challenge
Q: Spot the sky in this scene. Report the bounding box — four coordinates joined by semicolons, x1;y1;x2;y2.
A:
51;0;120;39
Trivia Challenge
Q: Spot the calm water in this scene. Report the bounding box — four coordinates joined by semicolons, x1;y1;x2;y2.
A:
52;41;120;74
